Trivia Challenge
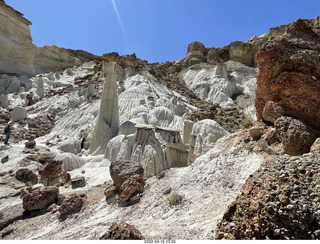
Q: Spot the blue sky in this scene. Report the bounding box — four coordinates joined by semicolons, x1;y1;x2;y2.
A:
5;0;320;63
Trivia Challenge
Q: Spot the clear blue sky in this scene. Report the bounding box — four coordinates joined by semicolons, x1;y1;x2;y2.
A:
5;0;320;63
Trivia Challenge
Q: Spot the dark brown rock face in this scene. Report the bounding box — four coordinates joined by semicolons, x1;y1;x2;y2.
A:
110;160;144;191
38;160;62;178
216;153;320;240
100;222;144;240
58;193;87;217
22;187;59;211
15;168;38;185
109;160;144;205
275;116;320;155
118;174;144;205
255;19;320;130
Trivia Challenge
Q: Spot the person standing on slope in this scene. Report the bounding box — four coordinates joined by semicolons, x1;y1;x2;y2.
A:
4;124;11;145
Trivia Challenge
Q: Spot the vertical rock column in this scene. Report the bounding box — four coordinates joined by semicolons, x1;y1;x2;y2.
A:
0;94;8;108
89;62;120;154
36;75;44;99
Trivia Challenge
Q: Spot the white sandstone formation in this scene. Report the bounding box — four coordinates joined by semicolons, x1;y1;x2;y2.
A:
88;82;95;97
182;63;241;108
18;86;25;93
189;119;229;157
0;1;35;74
10;106;27;122
0;94;8;108
78;85;84;96
226;60;257;120
105;124;189;177
36;75;44;98
55;152;85;171
183;120;194;145
0;2;95;75
118;74;187;133
89;62;120;154
0;75;21;94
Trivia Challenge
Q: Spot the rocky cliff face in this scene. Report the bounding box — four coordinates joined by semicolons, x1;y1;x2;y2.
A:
215;18;320;240
0;1;101;76
0;1;35;74
1;2;320;240
255;19;320;130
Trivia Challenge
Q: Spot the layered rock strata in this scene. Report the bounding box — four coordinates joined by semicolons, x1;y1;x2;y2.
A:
0;1;101;75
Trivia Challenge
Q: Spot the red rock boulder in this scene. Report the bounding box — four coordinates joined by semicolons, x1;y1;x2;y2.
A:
58;193;87;217
100;222;144;240
255;19;320;130
38;160;62;178
22;187;59;211
110;160;144;191
109;160;144;206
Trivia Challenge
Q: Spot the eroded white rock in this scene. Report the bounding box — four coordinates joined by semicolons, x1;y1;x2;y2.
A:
89;62;120;154
10;106;27;122
189;119;229;157
55;152;85;171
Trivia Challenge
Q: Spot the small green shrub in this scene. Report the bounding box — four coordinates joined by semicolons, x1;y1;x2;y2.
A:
167;192;184;205
242;114;253;128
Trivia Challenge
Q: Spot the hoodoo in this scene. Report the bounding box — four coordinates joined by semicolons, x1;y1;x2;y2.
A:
89;62;120;154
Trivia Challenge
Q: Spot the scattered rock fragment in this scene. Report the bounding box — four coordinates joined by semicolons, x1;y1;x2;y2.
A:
1;155;9;164
71;176;86;188
100;222;144;240
15;168;38;185
25;139;36;149
58;193;87;218
38;160;62;178
22;186;59;211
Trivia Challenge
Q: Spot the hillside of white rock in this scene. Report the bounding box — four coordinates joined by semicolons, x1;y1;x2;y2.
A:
1;1;320;240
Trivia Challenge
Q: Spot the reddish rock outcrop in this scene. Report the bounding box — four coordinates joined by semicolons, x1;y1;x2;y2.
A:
58;193;87;217
100;222;144;240
118;174;144;205
38;160;62;178
110;160;144;191
22;187;59;211
109;160;144;205
255;19;320;130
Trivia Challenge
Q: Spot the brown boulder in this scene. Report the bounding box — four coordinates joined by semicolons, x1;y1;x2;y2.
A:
255;19;320;130
109;160;144;206
118;174;144;205
15;168;38;185
275;116;320;155
100;222;144;240
58;193;87;217
25;139;36;149
38;160;62;178
71;176;86;188
110;160;144;191
104;182;117;199
187;41;206;59
22;187;59;211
